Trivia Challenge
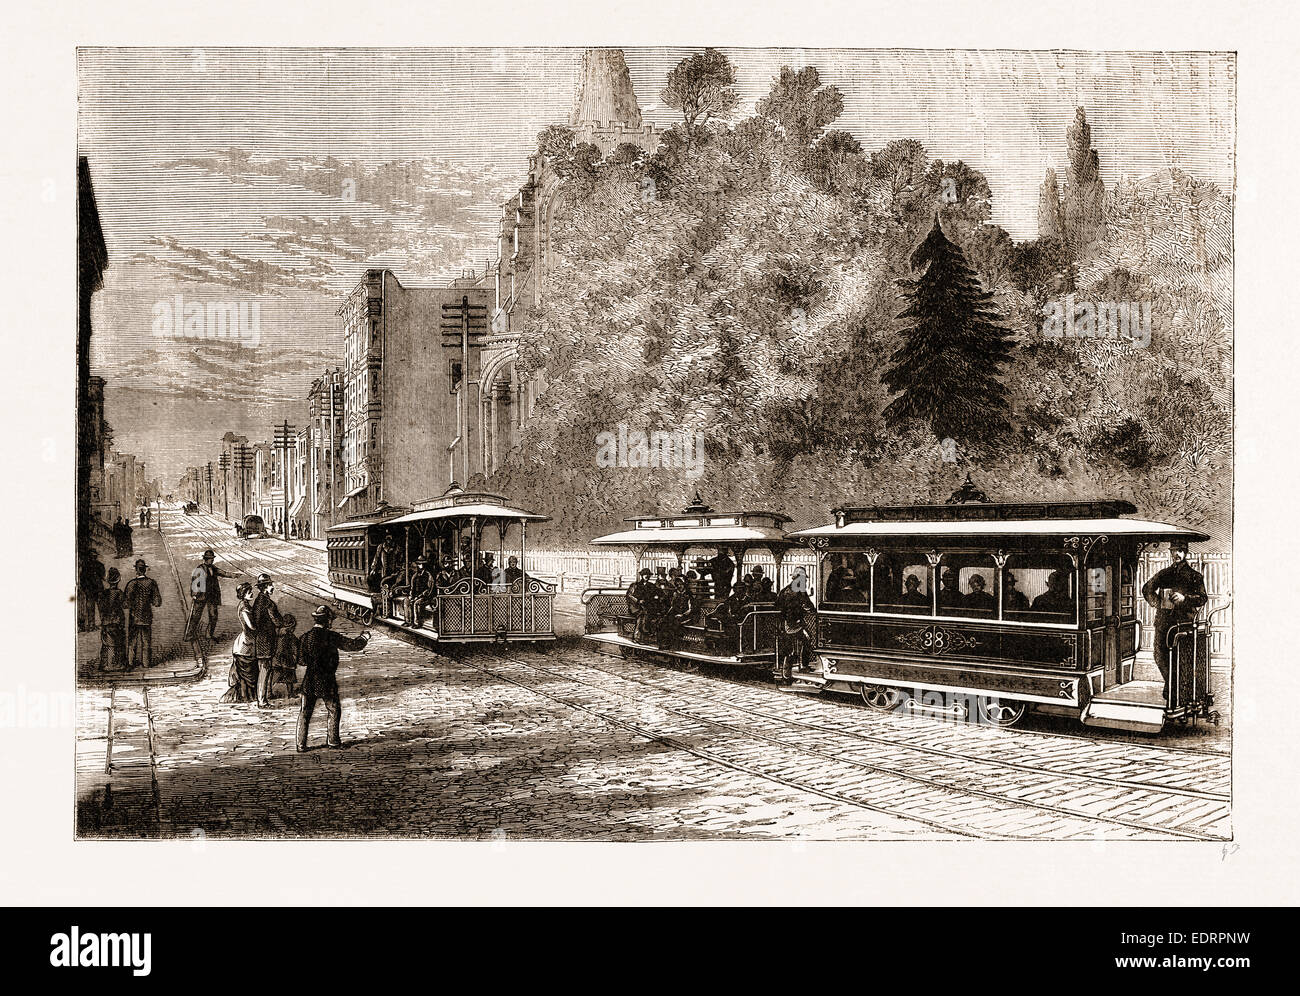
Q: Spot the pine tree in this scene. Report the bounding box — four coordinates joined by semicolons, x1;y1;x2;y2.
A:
882;217;1015;441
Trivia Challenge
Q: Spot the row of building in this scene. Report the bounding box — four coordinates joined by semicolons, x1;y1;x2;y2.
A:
177;49;661;538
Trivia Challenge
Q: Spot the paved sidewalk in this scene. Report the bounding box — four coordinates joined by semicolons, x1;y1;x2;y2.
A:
78;521;200;683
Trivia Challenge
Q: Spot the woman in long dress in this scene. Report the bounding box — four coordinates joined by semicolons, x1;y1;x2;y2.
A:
220;582;260;703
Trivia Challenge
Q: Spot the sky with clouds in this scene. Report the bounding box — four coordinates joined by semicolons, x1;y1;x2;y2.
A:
78;47;1234;481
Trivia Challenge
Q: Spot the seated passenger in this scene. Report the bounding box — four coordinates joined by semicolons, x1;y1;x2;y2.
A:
1031;570;1073;615
504;556;524;588
962;573;996;613
825;560;854;602
747;566;774;602
1003;571;1030;611
657;577;695;650
937;568;963;611
626;568;660;644
405;558;435;628
898;573;929;607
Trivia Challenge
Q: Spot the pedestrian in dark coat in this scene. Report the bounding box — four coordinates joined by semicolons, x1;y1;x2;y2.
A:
123;559;162;667
296;605;370;751
1141;541;1208;696
185;549;236;642
251;574;285;707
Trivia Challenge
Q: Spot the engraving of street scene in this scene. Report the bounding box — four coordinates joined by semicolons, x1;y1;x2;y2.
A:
75;47;1233;839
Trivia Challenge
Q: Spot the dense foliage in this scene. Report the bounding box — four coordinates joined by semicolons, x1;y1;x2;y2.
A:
484;57;1233;549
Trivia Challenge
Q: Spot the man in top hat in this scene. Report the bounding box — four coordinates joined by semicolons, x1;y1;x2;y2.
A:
252;573;285;707
296;605;371;751
98;567;126;671
185;549;237;642
1142;540;1208;697
123;558;162;668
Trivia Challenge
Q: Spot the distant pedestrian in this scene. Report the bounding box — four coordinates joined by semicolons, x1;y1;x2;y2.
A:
145;506;152;527
139;508;146;529
123;559;162;668
185;549;236;642
296;605;369;751
112;518;126;558
121;518;134;558
252;574;285;707
221;582;260;703
98;568;126;671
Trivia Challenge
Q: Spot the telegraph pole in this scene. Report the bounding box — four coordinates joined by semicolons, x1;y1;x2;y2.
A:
273;420;296;541
218;451;231;519
205;462;214;514
233;443;253;520
441;294;487;487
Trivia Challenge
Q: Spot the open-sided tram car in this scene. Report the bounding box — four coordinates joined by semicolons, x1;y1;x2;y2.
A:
326;487;556;646
581;497;800;667
788;495;1221;733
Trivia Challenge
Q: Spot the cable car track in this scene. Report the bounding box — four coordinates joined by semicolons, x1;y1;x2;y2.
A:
483;647;1232;842
522;647;1231;803
462;649;1224;840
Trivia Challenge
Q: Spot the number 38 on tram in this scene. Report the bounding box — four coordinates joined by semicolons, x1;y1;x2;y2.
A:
789;491;1223;733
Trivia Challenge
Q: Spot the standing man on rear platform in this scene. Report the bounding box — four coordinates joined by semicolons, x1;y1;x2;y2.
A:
296;605;370;751
1141;540;1208;698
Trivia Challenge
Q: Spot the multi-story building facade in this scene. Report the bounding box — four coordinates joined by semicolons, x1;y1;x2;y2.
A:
306;368;345;538
337;270;493;518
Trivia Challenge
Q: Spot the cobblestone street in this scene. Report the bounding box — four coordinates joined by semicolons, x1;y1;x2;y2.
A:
74;509;1232;840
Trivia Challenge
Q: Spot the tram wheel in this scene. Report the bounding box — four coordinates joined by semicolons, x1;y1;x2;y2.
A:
360;607;374;625
976;696;1026;728
860;684;904;712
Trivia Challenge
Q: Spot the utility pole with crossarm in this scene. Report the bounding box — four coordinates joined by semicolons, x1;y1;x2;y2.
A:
273;420;296;541
441;294;488;487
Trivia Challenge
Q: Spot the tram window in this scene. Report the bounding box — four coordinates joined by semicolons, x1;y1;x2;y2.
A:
874;552;933;615
1004;554;1076;623
1085;566;1112;625
933;553;998;618
1120;562;1136;618
821;554;870;606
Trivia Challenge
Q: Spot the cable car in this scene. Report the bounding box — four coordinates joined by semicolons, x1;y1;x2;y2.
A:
787;479;1223;733
325;486;556;645
581;494;802;667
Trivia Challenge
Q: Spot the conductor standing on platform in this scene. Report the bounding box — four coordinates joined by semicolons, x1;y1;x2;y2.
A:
1141;540;1208;698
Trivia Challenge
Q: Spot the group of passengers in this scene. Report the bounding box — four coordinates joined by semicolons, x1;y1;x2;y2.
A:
826;561;1075;617
367;533;525;625
625;562;778;650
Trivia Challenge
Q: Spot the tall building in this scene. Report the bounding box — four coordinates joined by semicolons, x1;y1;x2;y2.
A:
337;270;492;518
78;157;109;553
307;368;345;537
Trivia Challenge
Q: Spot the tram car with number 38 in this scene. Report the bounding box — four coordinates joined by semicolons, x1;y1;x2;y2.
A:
788;483;1223;733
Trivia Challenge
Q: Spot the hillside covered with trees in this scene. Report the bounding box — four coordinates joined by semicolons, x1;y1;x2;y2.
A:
483;51;1233;548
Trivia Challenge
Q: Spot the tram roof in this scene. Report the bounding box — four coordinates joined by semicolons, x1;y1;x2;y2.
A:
386;502;548;525
591;524;797;548
790;517;1211;542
